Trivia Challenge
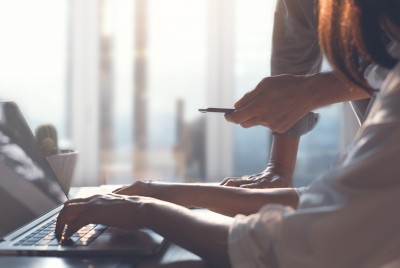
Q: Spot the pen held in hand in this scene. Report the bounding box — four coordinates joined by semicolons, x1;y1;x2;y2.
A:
198;108;236;114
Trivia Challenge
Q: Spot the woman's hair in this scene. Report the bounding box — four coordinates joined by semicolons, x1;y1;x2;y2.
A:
318;0;400;93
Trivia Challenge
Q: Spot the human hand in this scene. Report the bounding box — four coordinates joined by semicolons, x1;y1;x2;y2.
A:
112;180;171;201
113;180;182;206
225;74;314;133
113;180;156;196
220;163;292;189
55;193;151;241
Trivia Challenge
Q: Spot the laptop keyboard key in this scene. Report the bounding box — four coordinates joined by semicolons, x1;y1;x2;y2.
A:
15;219;107;247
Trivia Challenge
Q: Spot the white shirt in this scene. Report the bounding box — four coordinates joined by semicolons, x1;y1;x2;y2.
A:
228;61;400;267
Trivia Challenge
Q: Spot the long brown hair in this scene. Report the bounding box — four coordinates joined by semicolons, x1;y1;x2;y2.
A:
318;0;400;93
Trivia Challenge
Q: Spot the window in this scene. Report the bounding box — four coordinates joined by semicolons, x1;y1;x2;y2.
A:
0;0;342;188
0;0;68;145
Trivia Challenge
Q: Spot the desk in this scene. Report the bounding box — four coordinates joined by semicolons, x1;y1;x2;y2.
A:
0;244;207;268
0;186;229;268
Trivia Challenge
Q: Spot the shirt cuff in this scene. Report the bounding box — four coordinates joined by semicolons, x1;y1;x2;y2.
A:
228;205;293;268
294;187;308;198
277;112;319;137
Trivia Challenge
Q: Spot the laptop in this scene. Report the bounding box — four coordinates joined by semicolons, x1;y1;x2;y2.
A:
0;101;165;256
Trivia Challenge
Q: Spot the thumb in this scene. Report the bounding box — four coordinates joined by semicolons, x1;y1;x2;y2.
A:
235;79;267;108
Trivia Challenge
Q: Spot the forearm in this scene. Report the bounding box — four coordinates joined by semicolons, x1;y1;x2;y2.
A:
268;134;300;185
142;199;231;267
266;72;367;182
265;72;368;183
305;71;369;110
161;183;298;217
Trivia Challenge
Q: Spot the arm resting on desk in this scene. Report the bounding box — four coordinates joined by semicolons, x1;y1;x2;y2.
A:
115;181;298;217
56;194;232;267
144;200;232;267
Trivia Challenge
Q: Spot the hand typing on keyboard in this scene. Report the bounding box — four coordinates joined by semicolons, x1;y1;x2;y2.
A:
15;219;108;247
55;194;148;241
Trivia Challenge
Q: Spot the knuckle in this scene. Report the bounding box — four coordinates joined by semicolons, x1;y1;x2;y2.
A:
225;180;235;186
260;77;268;86
268;123;277;131
222;177;232;183
275;126;286;134
244;90;252;97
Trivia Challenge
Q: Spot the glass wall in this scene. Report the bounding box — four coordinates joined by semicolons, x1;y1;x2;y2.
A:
0;0;341;187
0;0;68;145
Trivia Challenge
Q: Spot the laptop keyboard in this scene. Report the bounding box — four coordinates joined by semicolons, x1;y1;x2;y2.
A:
14;219;108;247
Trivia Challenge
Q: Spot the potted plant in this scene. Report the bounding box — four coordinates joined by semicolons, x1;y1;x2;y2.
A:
35;124;78;195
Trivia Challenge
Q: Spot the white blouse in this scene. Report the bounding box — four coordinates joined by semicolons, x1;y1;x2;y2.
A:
228;61;400;267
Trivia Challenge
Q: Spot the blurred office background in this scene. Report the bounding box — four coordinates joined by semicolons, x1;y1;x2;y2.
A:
0;0;344;187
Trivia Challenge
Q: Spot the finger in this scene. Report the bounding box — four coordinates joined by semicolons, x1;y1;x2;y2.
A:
112;185;129;194
220;177;237;186
223;178;249;188
63;211;97;240
55;205;72;238
220;178;240;186
247;101;290;131
234;79;267;108
240;177;292;189
239;117;271;129
246;172;264;179
224;110;252;124
240;180;268;189
224;104;259;125
55;213;66;239
234;91;257;109
64;196;96;205
262;109;306;134
55;203;88;239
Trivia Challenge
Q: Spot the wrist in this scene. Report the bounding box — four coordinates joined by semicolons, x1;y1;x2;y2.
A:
149;182;191;207
269;134;300;180
304;71;365;110
128;196;155;228
265;161;294;186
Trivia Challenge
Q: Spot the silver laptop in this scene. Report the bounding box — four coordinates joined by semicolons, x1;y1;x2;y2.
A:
0;101;165;256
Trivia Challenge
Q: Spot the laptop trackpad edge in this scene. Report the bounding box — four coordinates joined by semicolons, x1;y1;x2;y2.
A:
87;228;165;255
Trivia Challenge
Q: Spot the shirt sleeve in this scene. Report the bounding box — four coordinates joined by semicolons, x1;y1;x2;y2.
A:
228;205;294;268
227;62;400;268
271;0;321;76
294;186;308;197
280;111;319;136
271;0;321;136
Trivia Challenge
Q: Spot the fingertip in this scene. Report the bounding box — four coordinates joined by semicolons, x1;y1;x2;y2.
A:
240;183;258;189
225;180;244;188
55;223;63;238
220;177;234;186
233;101;242;109
63;228;74;241
55;231;63;241
223;180;235;186
55;214;65;236
112;185;128;193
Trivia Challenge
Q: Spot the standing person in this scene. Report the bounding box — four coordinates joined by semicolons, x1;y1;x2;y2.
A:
222;0;371;189
56;0;400;266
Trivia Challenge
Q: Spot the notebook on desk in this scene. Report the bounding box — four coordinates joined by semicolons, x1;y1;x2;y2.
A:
0;101;165;256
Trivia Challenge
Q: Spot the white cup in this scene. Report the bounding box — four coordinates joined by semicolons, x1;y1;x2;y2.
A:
46;149;78;195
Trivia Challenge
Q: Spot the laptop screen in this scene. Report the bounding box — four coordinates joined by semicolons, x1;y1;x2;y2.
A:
0;102;68;238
